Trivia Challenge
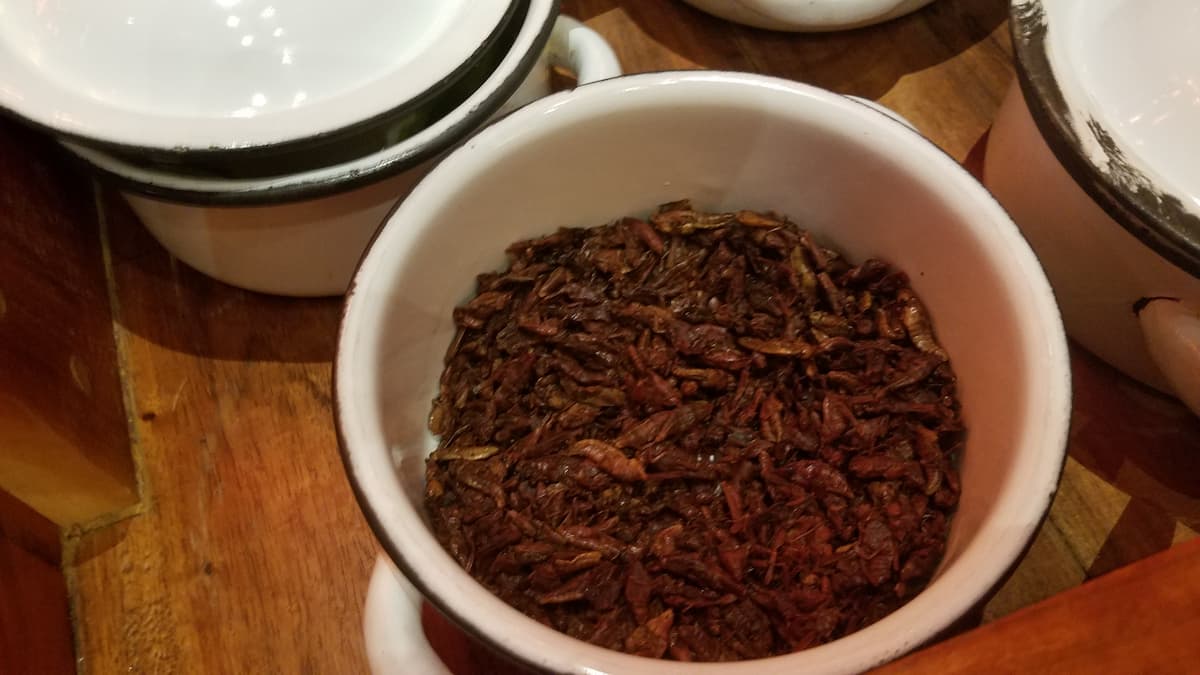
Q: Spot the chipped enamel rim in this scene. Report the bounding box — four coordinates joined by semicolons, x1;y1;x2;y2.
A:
1011;0;1200;278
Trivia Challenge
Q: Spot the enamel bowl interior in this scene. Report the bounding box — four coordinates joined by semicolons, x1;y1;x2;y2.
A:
70;0;532;180
1047;0;1200;212
1015;0;1200;268
58;0;559;205
0;0;513;153
336;72;1071;674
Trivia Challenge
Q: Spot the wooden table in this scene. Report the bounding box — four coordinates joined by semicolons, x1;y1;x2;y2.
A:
11;0;1196;672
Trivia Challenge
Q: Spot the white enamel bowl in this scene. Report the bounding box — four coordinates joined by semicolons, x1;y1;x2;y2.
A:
985;0;1200;415
65;7;620;297
679;0;937;32
0;0;516;156
336;72;1072;674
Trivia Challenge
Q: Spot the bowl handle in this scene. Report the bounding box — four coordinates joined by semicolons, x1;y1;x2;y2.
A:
546;15;622;86
500;15;621;116
1138;298;1200;417
362;556;452;675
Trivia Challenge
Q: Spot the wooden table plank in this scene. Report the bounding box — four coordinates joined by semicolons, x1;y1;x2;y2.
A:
1;488;75;674
67;190;377;674
877;537;1200;673
723;0;1013;159
987;349;1200;621
0;120;137;526
566;0;757;72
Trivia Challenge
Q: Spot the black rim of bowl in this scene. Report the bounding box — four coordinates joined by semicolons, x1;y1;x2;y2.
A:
5;0;526;169
1010;0;1200;279
73;0;555;207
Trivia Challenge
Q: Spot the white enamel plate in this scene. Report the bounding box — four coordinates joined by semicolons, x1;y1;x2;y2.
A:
0;0;514;152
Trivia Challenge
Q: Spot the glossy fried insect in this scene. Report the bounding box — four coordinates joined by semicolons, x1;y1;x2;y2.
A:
424;201;964;661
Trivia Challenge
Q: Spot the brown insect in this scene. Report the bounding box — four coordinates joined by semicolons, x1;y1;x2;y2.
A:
424;201;964;661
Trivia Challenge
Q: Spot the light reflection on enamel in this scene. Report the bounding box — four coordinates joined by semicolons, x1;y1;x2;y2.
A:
1069;0;1200;212
0;0;509;148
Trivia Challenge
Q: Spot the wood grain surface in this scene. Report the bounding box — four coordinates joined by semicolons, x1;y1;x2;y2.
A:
67;188;375;674
877;536;1200;673
0;121;137;526
16;0;1194;673
1;488;75;675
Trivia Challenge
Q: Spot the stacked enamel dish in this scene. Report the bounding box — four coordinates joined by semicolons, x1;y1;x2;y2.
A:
984;0;1200;416
0;0;619;296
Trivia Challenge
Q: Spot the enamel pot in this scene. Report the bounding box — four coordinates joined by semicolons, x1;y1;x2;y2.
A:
984;0;1200;416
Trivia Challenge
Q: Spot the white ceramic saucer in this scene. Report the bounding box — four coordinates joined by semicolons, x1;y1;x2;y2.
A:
0;0;514;153
679;0;937;32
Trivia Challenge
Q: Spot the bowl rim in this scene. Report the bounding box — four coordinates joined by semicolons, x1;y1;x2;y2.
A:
334;70;1073;674
0;0;520;159
678;0;937;32
1009;0;1200;278
58;0;558;207
66;11;523;183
